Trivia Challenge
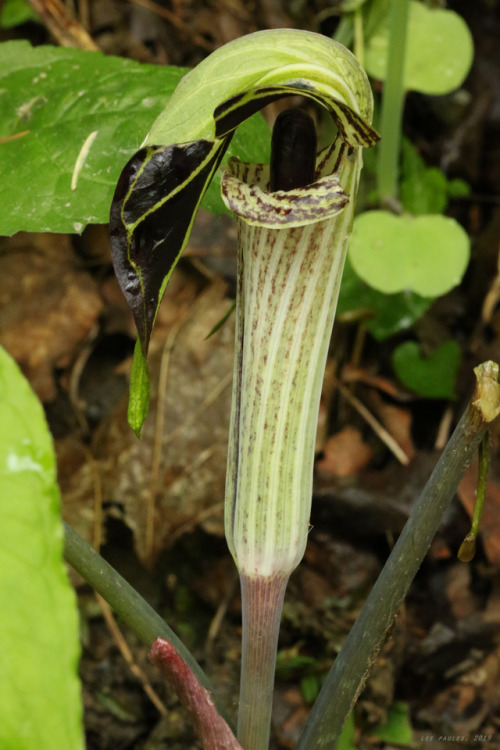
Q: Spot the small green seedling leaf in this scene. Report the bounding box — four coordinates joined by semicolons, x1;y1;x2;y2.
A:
0;346;83;750
300;675;321;703
0;0;39;28
400;138;470;216
204;300;236;340
349;210;469;297
127;339;151;437
338;256;432;340
372;701;414;746
364;0;474;94
392;340;461;399
0;41;270;236
336;712;358;750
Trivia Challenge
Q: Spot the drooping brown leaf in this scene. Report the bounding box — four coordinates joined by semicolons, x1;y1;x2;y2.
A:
0;233;103;401
93;278;234;565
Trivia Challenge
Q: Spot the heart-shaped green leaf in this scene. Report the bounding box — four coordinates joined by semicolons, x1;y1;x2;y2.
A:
364;1;473;95
392;340;461;399
348;210;469;297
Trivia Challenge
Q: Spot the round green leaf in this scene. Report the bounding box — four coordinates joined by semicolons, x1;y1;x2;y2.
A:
0;346;83;750
348;210;469;297
392;340;461;399
365;1;474;95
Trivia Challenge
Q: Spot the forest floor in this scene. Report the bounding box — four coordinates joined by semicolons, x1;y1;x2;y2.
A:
1;1;500;748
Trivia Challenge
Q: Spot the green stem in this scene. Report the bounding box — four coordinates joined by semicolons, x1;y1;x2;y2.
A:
353;9;364;67
376;0;410;204
63;522;230;724
334;15;354;49
296;376;493;750
471;432;490;538
458;431;491;561
237;573;289;750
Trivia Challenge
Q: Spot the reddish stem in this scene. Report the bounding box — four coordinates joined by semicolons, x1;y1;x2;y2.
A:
149;638;242;750
237;573;289;750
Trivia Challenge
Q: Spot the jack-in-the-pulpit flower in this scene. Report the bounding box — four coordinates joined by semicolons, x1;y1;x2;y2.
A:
222;119;365;580
109;28;378;750
110;28;378;434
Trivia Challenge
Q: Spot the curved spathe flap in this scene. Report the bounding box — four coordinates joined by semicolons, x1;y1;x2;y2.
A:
214;81;378;147
221;158;349;228
147;29;377;145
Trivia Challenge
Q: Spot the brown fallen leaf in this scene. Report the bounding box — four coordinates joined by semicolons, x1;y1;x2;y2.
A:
0;234;103;401
367;389;416;462
316;425;373;477
93;279;234;565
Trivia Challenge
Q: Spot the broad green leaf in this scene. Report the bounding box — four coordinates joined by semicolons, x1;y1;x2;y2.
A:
0;346;83;750
348;210;469;297
0;40;270;236
364;1;473;95
392;340;461;399
337;256;432;340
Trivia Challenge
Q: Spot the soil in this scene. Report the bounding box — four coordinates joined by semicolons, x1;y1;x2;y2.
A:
1;1;500;749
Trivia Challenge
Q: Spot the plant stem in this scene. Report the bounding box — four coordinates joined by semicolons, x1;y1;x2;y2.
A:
458;432;491;561
237;573;289;750
376;0;410;205
63;522;230;724
296;362;499;750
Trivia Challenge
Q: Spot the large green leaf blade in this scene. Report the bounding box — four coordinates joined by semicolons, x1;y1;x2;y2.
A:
0;346;83;750
0;41;271;236
0;41;186;235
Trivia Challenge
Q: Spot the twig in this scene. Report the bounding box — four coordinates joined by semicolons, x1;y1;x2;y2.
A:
296;361;500;750
28;0;99;50
169;501;224;545
97;594;168;716
338;381;410;465
149;638;242;749
205;569;239;656
147;314;187;564
128;0;213;51
63;521;232;725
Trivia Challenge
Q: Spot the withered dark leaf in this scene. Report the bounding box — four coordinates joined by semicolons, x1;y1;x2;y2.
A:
110;138;229;353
